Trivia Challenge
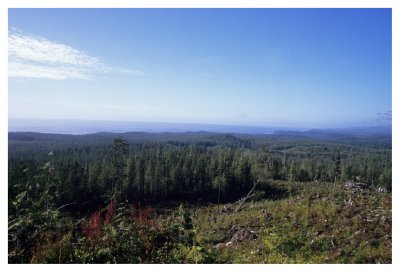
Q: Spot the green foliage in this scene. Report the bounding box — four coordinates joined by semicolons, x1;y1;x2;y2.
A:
17;199;219;264
111;138;129;199
191;181;391;264
8;132;391;263
176;244;216;264
9;152;62;263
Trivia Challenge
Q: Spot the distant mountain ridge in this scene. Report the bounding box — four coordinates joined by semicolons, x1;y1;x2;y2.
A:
274;125;392;139
8;118;291;135
8;118;391;137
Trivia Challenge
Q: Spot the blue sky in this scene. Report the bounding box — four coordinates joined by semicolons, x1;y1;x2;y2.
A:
8;8;392;128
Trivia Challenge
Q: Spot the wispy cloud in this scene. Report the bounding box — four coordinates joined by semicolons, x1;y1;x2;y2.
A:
376;110;392;122
9;62;93;80
8;29;144;80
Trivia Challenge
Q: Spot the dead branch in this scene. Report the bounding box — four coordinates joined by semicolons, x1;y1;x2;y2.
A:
235;181;259;213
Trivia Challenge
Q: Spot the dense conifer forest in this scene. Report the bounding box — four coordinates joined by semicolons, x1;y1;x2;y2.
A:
8;131;392;263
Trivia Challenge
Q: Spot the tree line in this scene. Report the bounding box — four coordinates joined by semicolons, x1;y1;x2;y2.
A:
9;132;391;214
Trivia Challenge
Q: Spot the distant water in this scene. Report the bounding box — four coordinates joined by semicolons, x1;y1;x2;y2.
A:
8;118;286;135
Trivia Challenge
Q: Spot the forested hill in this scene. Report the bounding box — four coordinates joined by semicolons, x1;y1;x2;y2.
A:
9;127;392;149
275;125;391;136
8;131;392;263
274;126;391;144
9;130;391;201
9;129;391;160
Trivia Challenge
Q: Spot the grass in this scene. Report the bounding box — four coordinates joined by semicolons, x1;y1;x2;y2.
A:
14;180;391;264
191;181;392;263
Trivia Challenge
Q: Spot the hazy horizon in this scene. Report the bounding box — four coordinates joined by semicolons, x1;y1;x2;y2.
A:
8;117;392;135
8;9;392;128
7;117;305;135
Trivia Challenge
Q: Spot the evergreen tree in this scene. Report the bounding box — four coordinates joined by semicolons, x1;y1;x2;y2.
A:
111;138;129;199
334;151;342;183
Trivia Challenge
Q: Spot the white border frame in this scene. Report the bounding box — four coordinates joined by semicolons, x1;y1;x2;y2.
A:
1;1;398;272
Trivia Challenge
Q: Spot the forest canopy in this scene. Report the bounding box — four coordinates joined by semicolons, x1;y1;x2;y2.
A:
8;130;392;263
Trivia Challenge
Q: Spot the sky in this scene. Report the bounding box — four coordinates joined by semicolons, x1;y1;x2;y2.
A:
8;8;392;128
